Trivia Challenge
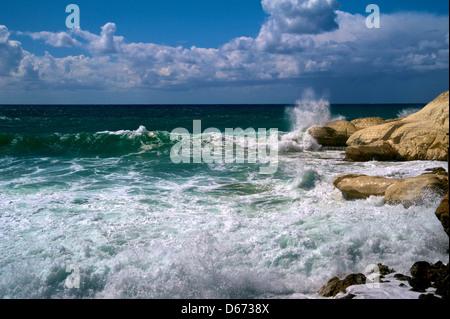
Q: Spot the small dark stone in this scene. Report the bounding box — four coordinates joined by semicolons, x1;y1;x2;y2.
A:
424;167;447;175
399;283;407;288
338;293;356;299
419;293;441;300
377;264;395;276
394;274;411;281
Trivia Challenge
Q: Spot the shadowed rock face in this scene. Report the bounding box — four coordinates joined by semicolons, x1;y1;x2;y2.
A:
345;91;449;162
344;141;398;161
307;119;358;147
408;261;449;299
308;126;347;147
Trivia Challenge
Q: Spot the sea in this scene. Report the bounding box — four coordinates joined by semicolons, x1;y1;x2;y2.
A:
0;99;448;299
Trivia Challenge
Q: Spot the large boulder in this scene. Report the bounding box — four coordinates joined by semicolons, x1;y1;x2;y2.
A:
345;91;449;161
332;174;396;199
308;120;357;147
408;261;449;298
333;170;448;207
384;173;448;207
325;120;358;138
345;141;398;161
307;126;346;147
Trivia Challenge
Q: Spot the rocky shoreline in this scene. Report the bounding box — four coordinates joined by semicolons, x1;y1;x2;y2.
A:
311;91;449;299
318;260;449;299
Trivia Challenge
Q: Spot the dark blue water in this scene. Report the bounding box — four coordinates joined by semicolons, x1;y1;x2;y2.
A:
0;104;424;157
1;103;424;134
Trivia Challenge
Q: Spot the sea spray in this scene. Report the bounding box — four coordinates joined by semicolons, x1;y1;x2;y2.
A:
291;169;320;190
396;107;422;118
285;89;344;132
279;89;342;152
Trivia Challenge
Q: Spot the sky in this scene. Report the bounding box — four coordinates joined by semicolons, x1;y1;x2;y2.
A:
0;0;449;104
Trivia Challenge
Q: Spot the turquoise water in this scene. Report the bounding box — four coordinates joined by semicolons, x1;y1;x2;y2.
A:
0;102;447;299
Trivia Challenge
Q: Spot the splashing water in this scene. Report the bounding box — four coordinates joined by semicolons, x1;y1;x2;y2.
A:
279;89;343;152
286;89;344;132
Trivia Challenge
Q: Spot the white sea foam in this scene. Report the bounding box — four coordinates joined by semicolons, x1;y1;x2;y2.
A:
0;152;447;299
97;125;149;136
334;273;427;299
0;101;448;299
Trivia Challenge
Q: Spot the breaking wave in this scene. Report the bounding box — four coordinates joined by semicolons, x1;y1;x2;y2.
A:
0;126;174;157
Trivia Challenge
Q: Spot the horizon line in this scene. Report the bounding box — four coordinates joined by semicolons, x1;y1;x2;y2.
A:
0;102;428;106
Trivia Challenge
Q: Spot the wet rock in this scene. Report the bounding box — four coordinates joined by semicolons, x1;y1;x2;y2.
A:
318;277;341;297
318;273;367;297
376;264;395;276
344;141;398;162
337;293;356;299
333;172;448;207
408;277;431;292
384;173;448;207
424;167;448;175
307;120;357;147
408;261;449;298
394;274;411;281
332;174;396;199
435;192;449;237
333;173;448;206
434;263;449;299
419;293;441;300
307;126;348;147
318;262;448;299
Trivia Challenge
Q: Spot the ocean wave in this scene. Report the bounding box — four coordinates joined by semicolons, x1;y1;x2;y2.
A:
0;115;21;121
0;126;174;157
0;125;292;158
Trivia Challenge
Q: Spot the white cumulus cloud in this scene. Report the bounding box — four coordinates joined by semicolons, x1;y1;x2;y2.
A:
1;0;448;97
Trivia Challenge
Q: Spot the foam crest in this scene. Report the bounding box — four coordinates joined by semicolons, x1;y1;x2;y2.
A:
97;125;149;136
